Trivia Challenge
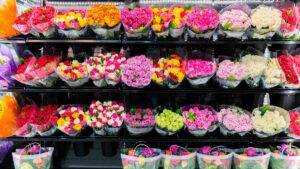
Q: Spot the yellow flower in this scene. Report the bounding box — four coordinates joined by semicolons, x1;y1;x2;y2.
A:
153;24;162;32
154;16;162;24
73;124;82;131
152;73;158;80
72;112;79;119
83;114;88;121
162;8;168;12
65;116;71;122
152;8;160;14
57;118;65;127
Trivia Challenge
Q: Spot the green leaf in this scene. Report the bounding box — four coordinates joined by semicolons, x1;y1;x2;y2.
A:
287;10;292;17
117;111;122;115
141;111;147;116
185;4;193;10
223;23;232;30
170;21;177;29
269;145;276;152
260;105;273;115
227;75;236;81
137;26;145;32
187;112;196;122
115;70;121;77
18;58;24;65
175;109;182;115
130;108;137;115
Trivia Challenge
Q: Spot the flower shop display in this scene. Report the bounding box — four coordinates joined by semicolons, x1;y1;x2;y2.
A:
56;60;89;87
169;5;189;38
252;105;290;138
54;10;87;39
164;55;185;88
53;105;87;136
288;107;300;139
218;105;253;136
125;108;155;136
12;143;54;169
250;5;282;39
151;58;169;86
270;144;300;169
241;54;267;87
86;100;106;135
155;108;184;136
87;4;121;39
14;104;39;137
185;58;216;86
182;104;218;137
262;58;283;88
216;60;248;88
0;141;14;164
121;7;153;38
121;55;152;88
102;101;125;135
87;52;126;87
234;147;271;169
197;146;233;169
121;144;161;169
0;0;20;38
277;55;300;89
0;44;18;88
151;7;171;38
218;3;251;39
13;7;34;35
186;6;219;39
162;145;196;169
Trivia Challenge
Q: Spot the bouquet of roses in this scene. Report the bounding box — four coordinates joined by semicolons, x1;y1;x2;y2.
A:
249;5;282;39
234;147;271;169
151;7;171;38
252;105;290;138
164;55;185;89
121;144;161;169
218;3;251;39
56;60;89;87
13;7;34;35
218;105;253;136
125;108;155;136
155;108;184;136
288;107;300;139
151;58;169;86
53;105;87;136
182;104;218;137
14;104;39;137
12;143;54;169
55;10;87;39
121;55;152;88
102;101;125;135
187;6;219;39
216;59;249;88
86;100;107;135
169;5;189;38
87;4;121;39
0;44;18;88
121;7;153;38
197;146;233;169
270;144;300;169
262;58;283;88
162;145;196;169
277;55;300;89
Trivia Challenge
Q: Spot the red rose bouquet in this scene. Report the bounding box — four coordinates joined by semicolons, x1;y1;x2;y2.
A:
288;107;300;139
277;55;300;89
13;7;34;35
14;104;38;137
31;6;56;38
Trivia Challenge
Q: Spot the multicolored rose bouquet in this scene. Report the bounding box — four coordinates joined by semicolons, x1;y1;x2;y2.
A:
250;5;282;39
13;7;34;35
187;6;219;39
87;4;121;38
121;55;152;88
151;7;171;38
0;44;18;88
218;3;251;39
121;144;161;169
125;108;155;136
12;143;54;169
54;10;87;39
197;146;233;169
164;55;185;88
162;145;196;169
270;144;300;169
56;60;89;87
277;55;300;89
234;147;271;169
289;107;300;139
218;105;253;136
15;104;39;137
169;5;189;38
216;60;248;88
102;101;125;135
182;104;218;137
155;108;184;136
86;100;107;135
121;7;153;38
151;58;169;86
185;58;216;86
262;58;283;88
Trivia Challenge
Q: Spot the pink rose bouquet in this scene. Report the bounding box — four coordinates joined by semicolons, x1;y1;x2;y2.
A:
185;59;216;86
86;100;107;135
216;60;249;88
102;101;125;135
121;7;153;38
169;5;189;38
186;7;219;39
182;105;218;137
125;108;155;136
162;145;196;169
121;55;152;88
31;6;56;38
218;105;253;136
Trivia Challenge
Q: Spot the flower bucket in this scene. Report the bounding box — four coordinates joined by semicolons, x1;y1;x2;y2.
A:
197;146;233;169
270;146;300;169
105;126;121;136
233;148;271;169
162;148;196;169
73;142;89;157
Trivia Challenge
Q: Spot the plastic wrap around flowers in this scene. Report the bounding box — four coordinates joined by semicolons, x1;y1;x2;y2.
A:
233;147;271;169
216;60;248;88
121;55;152;88
121;7;153;38
252;105;290;138
169;5;189;38
0;44;18;88
162;145;196;169
289;107;300;139
185;58;216;86
270;144;300;169
182;105;218;137
277;55;300;89
186;7;219;39
263;58;282;88
218;105;253;136
13;8;33;35
151;7;171;38
87;52;126;87
125;108;155;136
155;108;184;136
197;146;233;169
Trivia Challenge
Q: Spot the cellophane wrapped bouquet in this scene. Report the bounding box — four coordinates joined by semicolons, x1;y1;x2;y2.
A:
0;0;20;38
0;44;18;88
262;57;283;88
121;7;153;38
125;108;155;136
288;107;300;139
277;55;300;89
86;100;106;135
15;104;39;137
218;3;251;39
169;5;189;38
164;55;185;89
187;6;219;39
197;146;233;169
87;4;121;39
182;104;218;137
151;7;171;38
218;105;253;136
151;57;169;86
162;145;196;169
234;147;271;169
155;108;184;136
13;7;35;36
270;144;300;169
0;141;14;164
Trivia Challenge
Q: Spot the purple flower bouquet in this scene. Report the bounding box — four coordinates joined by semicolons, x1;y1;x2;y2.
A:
0;44;18;88
0;141;14;164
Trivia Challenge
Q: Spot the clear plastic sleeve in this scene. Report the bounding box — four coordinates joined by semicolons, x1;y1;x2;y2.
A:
162;151;196;169
155;125;178;136
170;27;185;38
153;29;169;38
216;77;242;89
125;123;154;136
270;148;300;169
32;23;56;38
14;123;37;137
233;148;271;169
105;126;121;136
125;26;151;39
90;23;121;39
197;147;233;169
58;26;88;39
30;123;57;137
93;128;106;136
57;74;89;88
92;79;107;87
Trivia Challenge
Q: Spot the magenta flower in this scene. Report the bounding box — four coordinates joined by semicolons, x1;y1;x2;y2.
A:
246;147;256;156
199;146;211;155
185;59;216;78
121;7;153;32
